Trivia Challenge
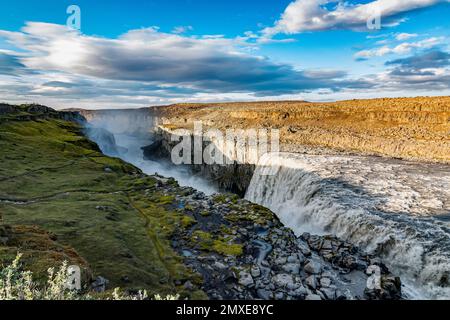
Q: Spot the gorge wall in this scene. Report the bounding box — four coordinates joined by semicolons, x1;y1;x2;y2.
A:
152;96;450;164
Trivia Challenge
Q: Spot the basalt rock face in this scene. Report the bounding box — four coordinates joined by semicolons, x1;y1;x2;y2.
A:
74;108;159;136
144;127;256;197
142;139;165;161
191;162;254;197
85;127;125;156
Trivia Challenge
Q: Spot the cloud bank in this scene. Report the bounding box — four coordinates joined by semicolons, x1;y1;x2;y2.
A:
263;0;448;36
0;18;449;108
0;22;371;100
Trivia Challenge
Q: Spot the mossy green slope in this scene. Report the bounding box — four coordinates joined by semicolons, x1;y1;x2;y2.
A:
0;109;200;296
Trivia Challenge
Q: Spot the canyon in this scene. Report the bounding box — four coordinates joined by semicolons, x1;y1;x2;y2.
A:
78;97;449;299
1;97;449;300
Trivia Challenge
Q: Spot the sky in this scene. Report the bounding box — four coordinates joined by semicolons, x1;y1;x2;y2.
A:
0;0;449;109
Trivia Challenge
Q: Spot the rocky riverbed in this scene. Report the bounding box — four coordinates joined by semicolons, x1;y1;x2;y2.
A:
154;176;402;300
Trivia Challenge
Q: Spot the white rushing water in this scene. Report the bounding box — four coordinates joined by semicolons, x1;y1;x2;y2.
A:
113;134;218;195
84;111;219;195
245;153;450;300
87;124;218;195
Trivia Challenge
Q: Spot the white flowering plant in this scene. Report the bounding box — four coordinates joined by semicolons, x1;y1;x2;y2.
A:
0;253;180;301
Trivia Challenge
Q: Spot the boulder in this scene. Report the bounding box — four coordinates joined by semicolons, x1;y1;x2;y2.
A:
304;261;322;274
282;263;300;274
257;289;273;300
91;276;109;293
251;266;261;278
306;275;317;289
273;274;294;289
238;272;254;287
320;277;332;288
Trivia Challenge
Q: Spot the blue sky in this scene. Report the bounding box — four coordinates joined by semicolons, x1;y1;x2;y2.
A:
0;0;449;109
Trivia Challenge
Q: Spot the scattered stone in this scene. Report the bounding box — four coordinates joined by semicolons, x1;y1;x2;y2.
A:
274;257;287;265
306;275;317;289
282;263;300;274
320;277;332;288
273;274;294;289
251;266;261;278
238;272;254;287
257;289;273;300
160;170;402;300
184;281;194;291
321;287;336;300
291;286;307;298
275;292;285;300
304;261;322;274
321;240;333;250
214;262;227;270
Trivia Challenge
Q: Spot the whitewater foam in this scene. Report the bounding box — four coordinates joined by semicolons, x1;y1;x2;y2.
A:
246;153;450;300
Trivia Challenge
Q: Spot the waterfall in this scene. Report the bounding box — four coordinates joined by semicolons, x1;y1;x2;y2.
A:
246;153;450;300
84;115;219;195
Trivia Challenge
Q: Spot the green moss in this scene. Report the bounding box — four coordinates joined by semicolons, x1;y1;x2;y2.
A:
0;116;202;297
155;195;176;205
213;193;240;204
191;230;242;256
213;194;227;203
212;241;243;256
191;230;213;250
200;210;210;217
225;203;274;226
181;215;197;228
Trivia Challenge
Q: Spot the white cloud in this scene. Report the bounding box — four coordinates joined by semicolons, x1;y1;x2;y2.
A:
0;22;370;106
2;20;450;109
396;33;418;41
354;37;444;59
171;25;193;34
263;0;447;36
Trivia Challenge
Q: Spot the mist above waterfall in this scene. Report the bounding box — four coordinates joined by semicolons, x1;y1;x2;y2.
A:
84;111;218;195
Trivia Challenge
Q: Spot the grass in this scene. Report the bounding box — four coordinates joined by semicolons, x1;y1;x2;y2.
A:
0;115;202;297
225;203;275;226
191;230;243;257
